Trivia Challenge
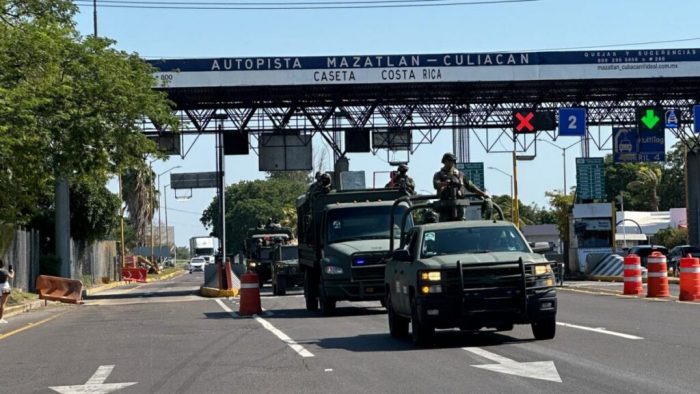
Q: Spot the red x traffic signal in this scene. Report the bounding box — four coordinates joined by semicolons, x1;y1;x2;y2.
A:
513;110;556;133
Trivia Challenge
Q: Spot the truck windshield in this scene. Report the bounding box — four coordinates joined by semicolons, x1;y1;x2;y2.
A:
279;246;298;260
326;206;411;244
421;226;529;257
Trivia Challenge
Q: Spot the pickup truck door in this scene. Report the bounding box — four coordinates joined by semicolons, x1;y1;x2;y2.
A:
396;231;418;315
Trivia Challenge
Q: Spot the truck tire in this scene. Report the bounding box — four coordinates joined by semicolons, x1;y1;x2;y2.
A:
387;293;409;338
532;317;556;340
276;276;287;296
318;280;336;316
411;299;434;347
304;270;318;311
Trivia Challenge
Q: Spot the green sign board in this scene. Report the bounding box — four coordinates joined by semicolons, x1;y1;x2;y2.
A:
575;157;606;202
456;162;485;191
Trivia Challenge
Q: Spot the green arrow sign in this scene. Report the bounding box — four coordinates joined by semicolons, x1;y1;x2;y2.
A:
641;109;660;129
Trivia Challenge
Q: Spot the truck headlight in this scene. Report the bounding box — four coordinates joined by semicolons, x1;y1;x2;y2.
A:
420;271;441;281
420;285;442;294
248;262;257;267
324;266;344;275
534;264;552;275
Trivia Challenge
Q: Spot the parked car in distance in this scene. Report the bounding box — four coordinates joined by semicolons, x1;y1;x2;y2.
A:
188;257;206;273
625;245;668;268
668;245;700;275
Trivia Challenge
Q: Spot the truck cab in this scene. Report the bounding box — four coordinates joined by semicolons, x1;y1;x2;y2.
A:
271;243;302;296
244;226;293;287
297;188;411;315
384;196;558;346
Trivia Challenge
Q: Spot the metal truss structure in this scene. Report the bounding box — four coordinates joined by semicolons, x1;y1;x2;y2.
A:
146;79;700;160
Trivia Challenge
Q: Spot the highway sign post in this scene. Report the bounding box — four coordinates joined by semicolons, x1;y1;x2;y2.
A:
558;108;587;136
575;158;605;202
613;127;665;163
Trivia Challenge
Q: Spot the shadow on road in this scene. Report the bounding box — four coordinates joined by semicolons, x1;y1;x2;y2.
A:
263;305;386;319
85;289;199;300
311;330;534;352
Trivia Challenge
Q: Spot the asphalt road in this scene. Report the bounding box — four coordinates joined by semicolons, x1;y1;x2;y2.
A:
1;273;699;393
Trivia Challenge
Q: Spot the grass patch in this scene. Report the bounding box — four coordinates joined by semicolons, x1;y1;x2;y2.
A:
7;289;39;307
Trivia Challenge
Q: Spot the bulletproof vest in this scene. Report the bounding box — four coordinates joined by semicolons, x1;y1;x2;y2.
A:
0;269;7;283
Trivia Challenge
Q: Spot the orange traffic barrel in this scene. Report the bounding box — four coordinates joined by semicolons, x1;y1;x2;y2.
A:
623;254;643;296
239;271;262;316
679;254;700;302
646;251;670;298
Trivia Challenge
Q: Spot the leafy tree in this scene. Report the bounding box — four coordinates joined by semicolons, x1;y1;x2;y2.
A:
201;176;309;253
121;164;158;247
69;179;120;243
491;195;555;225
653;227;688;249
627;166;663;211
175;246;190;260
0;0;176;227
659;142;691;210
546;190;575;247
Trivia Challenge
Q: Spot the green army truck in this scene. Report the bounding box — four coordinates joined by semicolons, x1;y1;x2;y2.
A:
296;188;411;315
384;196;557;346
244;225;294;287
271;243;303;296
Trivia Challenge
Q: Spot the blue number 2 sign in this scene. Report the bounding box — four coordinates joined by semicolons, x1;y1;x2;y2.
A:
559;108;587;137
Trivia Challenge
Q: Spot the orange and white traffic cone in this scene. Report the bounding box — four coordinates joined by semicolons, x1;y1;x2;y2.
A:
679;254;700;302
623;254;643;296
647;251;670;298
239;271;262;316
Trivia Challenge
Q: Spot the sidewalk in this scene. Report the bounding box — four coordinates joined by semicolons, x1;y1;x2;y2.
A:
3;269;186;319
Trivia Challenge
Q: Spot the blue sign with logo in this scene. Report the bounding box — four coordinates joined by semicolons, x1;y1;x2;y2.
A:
665;109;679;129
694;105;700;133
613;127;665;163
558;108;587;136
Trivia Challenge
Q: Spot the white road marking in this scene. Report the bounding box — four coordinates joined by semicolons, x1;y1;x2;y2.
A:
214;299;314;358
49;365;137;394
463;347;562;383
324;368;333;372
557;322;643;340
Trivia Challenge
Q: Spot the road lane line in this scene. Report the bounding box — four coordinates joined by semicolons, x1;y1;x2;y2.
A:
557;322;643;340
0;313;65;341
213;299;314;358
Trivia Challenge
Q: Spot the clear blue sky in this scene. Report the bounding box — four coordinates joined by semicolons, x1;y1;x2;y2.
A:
73;0;699;248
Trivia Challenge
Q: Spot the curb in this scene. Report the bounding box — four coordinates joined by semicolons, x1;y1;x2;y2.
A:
4;299;51;318
200;286;239;298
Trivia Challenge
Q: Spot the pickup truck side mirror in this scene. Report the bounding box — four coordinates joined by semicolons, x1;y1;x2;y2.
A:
531;242;551;254
392;249;412;262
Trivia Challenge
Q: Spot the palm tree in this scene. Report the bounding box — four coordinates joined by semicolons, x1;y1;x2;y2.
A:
121;162;159;246
627;166;662;211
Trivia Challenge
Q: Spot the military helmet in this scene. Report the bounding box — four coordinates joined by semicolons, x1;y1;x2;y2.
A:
441;152;457;164
320;173;332;185
398;164;408;172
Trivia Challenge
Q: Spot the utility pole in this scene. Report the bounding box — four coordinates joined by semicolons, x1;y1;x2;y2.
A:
512;151;520;228
93;0;97;37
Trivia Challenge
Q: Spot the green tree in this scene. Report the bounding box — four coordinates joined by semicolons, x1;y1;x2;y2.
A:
0;0;176;226
491;195;555;225
659;142;691;210
627;166;663;211
201;176;308;253
545;190;575;247
653;227;688;249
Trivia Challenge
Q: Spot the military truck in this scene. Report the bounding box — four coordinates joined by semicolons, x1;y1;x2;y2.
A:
271;243;303;296
297;188;411;315
384;195;557;346
244;225;294;287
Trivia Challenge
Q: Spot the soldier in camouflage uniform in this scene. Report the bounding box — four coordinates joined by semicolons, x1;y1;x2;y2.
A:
433;153;490;221
385;164;416;195
307;172;332;198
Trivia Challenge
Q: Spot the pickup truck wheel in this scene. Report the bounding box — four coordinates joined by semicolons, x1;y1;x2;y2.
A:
532;317;556;340
304;271;318;311
411;300;434;347
276;276;287;296
318;281;336;316
387;293;409;338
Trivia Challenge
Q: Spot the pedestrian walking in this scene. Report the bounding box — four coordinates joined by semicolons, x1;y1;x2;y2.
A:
0;259;14;324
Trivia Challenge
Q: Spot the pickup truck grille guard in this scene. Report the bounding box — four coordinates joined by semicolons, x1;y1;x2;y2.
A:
350;252;387;282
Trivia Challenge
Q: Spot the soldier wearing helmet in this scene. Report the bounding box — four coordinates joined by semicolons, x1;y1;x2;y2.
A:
308;172;333;198
385;163;416;195
433;152;488;199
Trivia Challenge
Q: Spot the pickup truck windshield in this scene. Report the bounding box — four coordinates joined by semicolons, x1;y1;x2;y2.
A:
279;246;298;261
421;226;529;257
327;206;411;244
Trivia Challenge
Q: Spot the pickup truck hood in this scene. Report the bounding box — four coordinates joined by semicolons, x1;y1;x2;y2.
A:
327;239;392;255
421;251;548;268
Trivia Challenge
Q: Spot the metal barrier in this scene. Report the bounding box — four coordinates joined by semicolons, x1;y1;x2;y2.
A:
36;275;83;304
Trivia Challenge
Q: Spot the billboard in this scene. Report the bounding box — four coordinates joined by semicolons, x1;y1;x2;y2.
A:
150;49;700;88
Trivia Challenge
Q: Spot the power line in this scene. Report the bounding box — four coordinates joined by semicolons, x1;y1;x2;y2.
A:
74;0;539;10
167;207;205;215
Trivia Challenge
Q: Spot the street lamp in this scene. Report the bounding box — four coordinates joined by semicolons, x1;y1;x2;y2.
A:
157;166;181;261
536;139;582;193
487;166;513;201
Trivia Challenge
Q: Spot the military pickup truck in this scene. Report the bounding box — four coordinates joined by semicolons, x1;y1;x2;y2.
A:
244;225;294;287
271;243;303;296
384;195;557;346
296;188;411;315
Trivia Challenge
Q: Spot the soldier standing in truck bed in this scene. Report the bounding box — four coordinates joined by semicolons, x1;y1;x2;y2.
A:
385;164;416;195
433;153;488;199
